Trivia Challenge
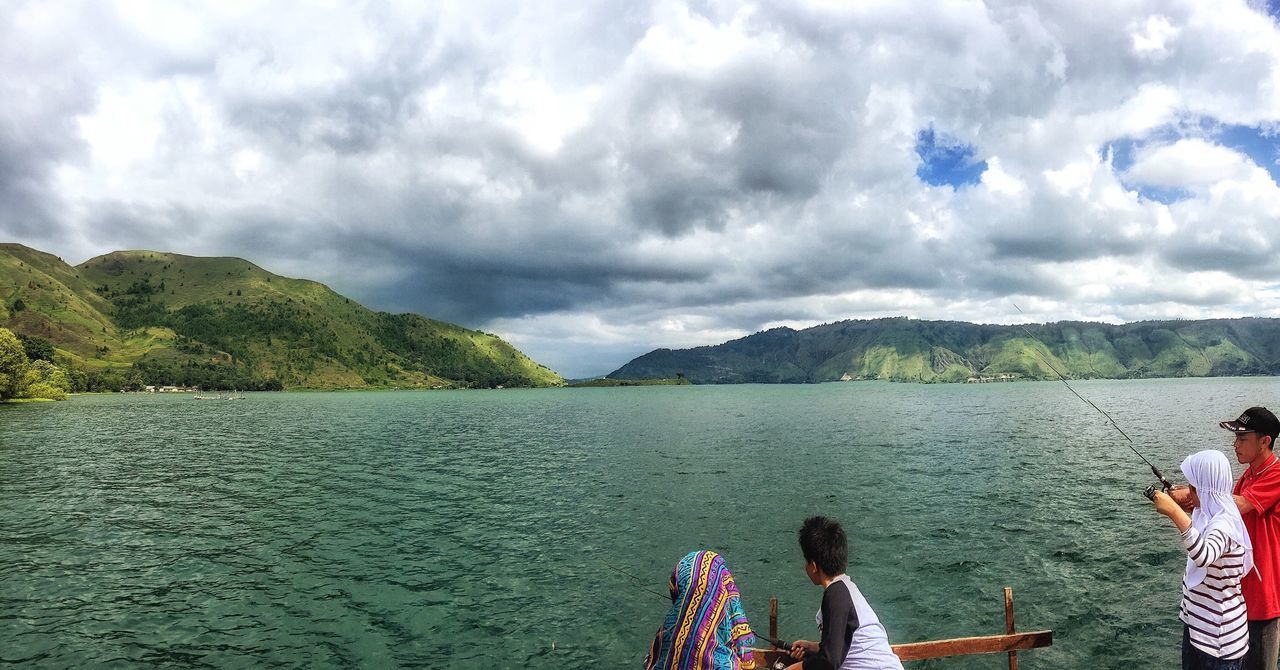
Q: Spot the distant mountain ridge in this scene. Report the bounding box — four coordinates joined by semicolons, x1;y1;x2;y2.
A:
608;316;1280;384
0;243;563;389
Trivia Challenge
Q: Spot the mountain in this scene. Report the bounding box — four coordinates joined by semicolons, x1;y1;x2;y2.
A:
608;316;1280;384
0;244;563;389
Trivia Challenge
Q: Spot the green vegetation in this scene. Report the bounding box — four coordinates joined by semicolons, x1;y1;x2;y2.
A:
24;359;70;400
0;327;72;401
0;327;28;399
609;316;1280;384
567;376;692;387
0;244;564;391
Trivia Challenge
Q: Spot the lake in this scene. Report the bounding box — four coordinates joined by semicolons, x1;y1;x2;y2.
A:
3;378;1278;668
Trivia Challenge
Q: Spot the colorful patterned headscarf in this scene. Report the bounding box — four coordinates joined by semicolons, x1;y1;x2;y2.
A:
644;550;756;670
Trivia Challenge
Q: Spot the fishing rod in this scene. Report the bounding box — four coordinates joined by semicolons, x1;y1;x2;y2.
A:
1010;303;1173;494
755;634;794;651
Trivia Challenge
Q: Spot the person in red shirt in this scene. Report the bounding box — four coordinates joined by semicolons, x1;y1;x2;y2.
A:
1221;406;1280;670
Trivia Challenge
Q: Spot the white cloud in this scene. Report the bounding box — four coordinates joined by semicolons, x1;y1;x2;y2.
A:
1131;15;1180;60
4;0;1280;377
979;157;1026;196
76;83;164;172
1126;139;1258;189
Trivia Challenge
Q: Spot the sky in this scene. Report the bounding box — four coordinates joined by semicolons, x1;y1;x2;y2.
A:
4;1;1280;378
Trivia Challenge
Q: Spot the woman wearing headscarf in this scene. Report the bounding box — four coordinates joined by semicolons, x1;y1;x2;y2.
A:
644;550;757;670
1152;450;1255;669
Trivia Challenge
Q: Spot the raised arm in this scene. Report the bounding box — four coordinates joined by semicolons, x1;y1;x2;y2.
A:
1153;490;1192;533
1182;526;1234;567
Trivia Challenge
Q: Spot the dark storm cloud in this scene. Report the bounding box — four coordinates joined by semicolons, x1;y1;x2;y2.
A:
708;60;852;197
320;211;715;323
600;10;863;237
361;250;711;324
82;201;207;252
220;21;467;156
971;177;1154;265
1109;283;1239;307
0;151;69;241
1162;240;1280;280
988;230;1135;264
953;261;1073;300
0;30;94;245
377;264;607;325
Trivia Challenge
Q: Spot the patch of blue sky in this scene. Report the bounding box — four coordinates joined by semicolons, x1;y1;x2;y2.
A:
1103;136;1141;172
1103;116;1280;203
1268;0;1280;21
1132;185;1193;205
915;127;986;188
1217;123;1280;180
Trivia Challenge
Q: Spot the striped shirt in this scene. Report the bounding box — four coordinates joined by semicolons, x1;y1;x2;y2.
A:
1179;526;1249;660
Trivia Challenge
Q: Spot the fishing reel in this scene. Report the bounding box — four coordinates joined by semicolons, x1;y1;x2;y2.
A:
1143;480;1174;501
1142;463;1175;502
758;635;796;669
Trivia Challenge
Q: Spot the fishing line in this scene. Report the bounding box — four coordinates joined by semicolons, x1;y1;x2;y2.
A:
1011;303;1172;490
600;559;670;600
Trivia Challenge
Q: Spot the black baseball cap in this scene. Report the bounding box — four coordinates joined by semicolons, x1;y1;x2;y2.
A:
1220;406;1280;440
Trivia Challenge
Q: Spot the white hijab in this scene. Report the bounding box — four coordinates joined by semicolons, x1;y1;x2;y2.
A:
1182;449;1254;588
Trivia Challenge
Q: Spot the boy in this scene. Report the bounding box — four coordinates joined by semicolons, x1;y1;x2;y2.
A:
786;516;903;670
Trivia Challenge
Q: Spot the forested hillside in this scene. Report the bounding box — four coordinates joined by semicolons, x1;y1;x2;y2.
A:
609;316;1280;384
0;244;562;390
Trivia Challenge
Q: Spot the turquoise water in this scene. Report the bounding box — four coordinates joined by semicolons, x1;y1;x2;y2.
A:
2;378;1277;668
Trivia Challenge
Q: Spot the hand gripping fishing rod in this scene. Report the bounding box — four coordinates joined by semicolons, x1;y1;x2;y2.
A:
1011;304;1173;493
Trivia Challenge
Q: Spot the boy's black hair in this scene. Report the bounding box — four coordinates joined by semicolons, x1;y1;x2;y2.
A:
799;515;848;576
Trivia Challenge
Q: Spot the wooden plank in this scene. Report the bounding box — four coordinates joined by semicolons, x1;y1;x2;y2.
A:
1004;587;1017;670
751;631;1052;665
890;631;1053;662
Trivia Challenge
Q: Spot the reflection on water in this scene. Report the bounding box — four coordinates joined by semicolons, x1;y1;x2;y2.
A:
1;378;1274;668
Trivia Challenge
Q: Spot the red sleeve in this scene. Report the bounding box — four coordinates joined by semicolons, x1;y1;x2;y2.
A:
1245;470;1280;514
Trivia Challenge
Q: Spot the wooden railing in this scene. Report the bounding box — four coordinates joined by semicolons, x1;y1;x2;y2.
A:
752;587;1052;668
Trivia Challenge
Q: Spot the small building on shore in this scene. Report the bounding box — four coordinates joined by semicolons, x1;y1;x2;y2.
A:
143;385;200;393
965;373;1019;383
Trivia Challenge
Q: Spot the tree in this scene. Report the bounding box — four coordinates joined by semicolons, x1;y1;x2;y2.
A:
0;327;31;400
24;360;69;400
17;334;55;362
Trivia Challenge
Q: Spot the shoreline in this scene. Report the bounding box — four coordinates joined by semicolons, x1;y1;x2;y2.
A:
50;373;1280;396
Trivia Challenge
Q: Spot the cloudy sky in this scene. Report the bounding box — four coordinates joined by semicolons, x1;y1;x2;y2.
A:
5;1;1280;377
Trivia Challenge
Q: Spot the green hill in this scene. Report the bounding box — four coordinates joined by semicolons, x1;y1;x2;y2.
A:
0;244;563;390
608;316;1280;384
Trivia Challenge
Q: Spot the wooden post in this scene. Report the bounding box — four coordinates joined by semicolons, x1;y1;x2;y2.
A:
770;597;778;641
1004;587;1017;670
